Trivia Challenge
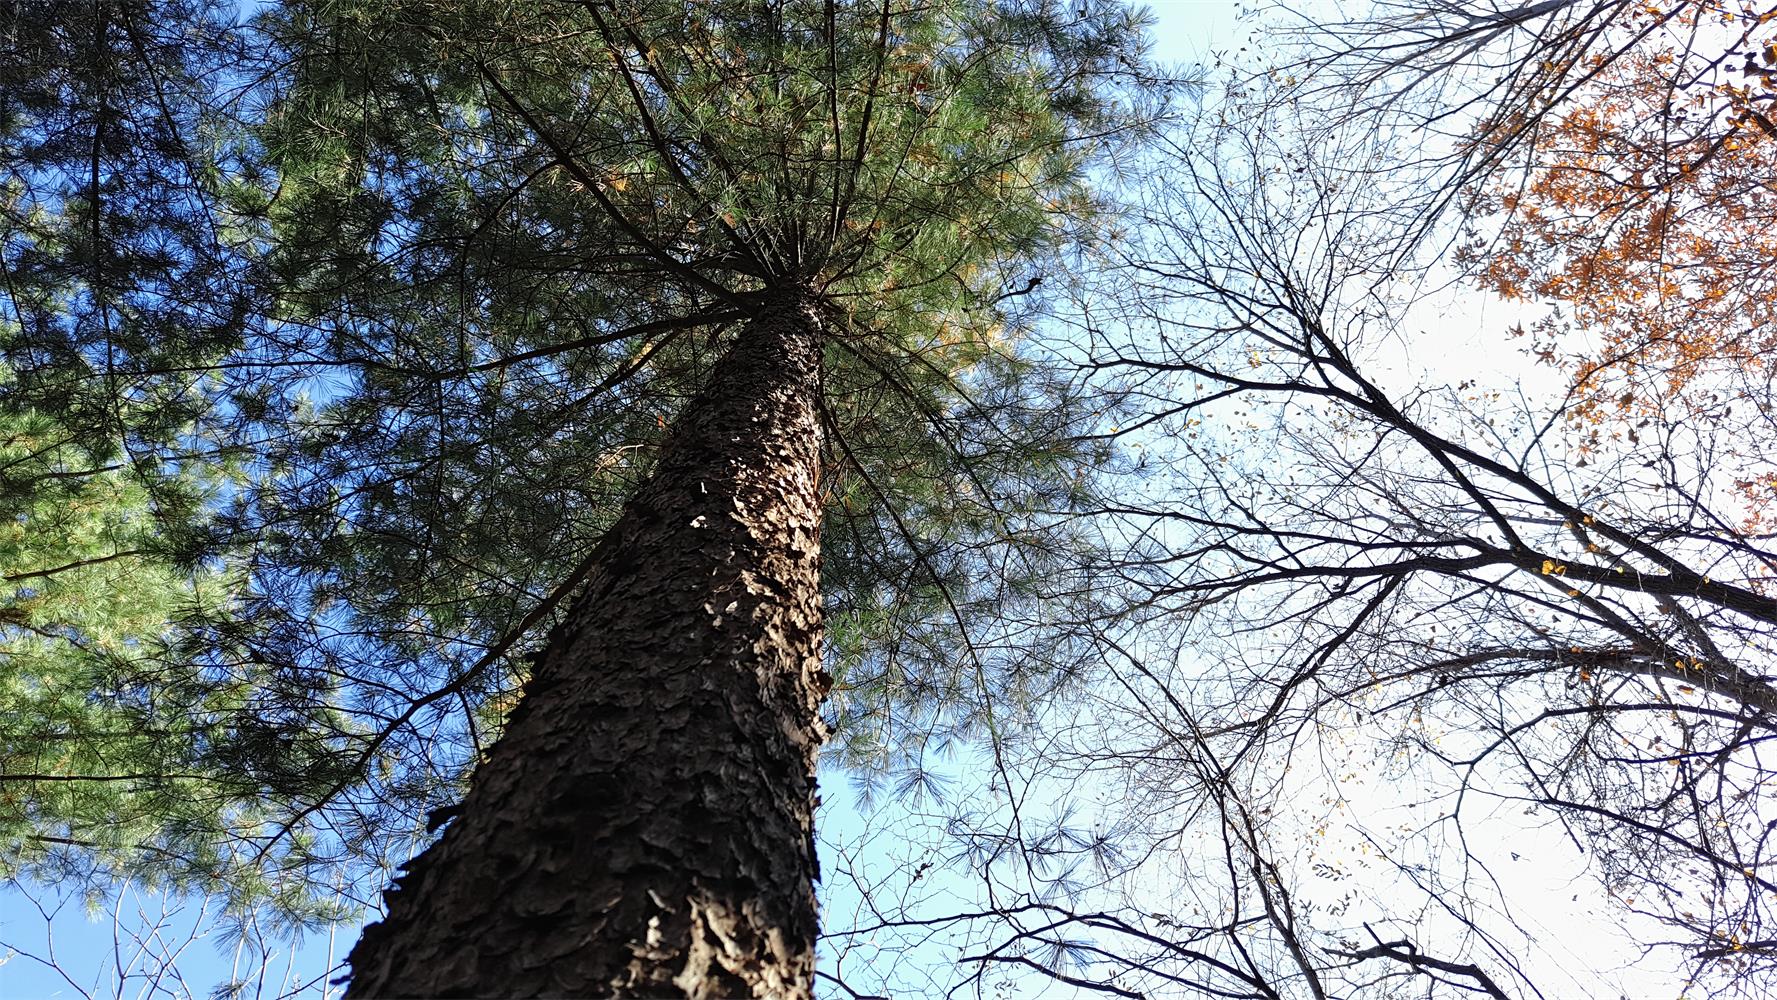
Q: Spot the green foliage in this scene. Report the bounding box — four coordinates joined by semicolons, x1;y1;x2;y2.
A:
0;374;306;913
243;0;1152;800
0;1;353;917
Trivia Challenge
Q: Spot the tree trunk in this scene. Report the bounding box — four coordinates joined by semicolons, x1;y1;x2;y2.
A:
345;288;828;998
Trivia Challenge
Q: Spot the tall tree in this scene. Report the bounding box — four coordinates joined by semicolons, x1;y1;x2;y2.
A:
241;1;1153;994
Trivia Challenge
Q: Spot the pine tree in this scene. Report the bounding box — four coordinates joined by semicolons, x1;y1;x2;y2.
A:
243;0;1151;993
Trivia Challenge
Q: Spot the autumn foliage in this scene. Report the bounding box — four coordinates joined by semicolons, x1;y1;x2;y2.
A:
1462;1;1777;519
1467;5;1775;396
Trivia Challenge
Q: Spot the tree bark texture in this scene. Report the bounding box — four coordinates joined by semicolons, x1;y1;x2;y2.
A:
346;289;828;998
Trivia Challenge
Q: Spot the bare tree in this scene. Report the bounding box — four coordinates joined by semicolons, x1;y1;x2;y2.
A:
1060;92;1777;994
1261;0;1777;227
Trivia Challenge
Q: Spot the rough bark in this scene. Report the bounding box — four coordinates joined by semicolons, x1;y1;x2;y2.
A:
345;288;828;998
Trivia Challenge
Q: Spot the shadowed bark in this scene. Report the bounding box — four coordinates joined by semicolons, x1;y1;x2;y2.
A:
345;287;829;997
